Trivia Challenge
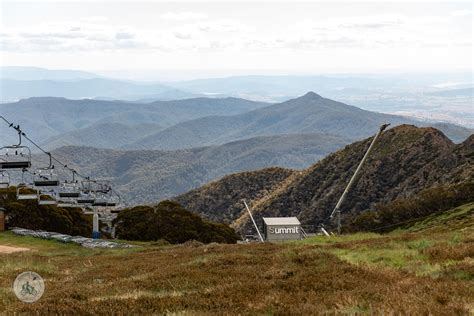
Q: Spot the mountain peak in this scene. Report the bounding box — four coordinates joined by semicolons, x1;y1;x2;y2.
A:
300;91;322;100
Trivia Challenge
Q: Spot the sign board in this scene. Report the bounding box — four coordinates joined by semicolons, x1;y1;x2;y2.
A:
263;217;302;242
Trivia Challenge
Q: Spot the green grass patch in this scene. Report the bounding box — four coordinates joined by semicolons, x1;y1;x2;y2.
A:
297;232;383;246
404;202;474;232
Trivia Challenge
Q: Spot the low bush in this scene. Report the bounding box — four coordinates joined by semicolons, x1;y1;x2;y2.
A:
348;182;474;232
114;200;240;244
0;187;92;236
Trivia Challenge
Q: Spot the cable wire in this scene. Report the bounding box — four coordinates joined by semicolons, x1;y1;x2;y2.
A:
0;115;124;203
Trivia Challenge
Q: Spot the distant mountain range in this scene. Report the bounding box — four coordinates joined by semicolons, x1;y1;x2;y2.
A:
0;66;99;81
175;125;474;232
2;67;472;129
40;133;350;204
124;92;472;150
170;73;474;97
0;97;268;146
3;66;472;101
3;93;470;151
0;78;175;102
0;67;206;102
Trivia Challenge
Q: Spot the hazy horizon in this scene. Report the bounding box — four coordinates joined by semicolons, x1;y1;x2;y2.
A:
2;66;473;82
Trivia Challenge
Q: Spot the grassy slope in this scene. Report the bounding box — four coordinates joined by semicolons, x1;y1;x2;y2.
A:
0;203;472;314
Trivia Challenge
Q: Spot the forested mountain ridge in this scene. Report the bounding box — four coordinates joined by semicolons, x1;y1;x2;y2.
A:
30;133;349;204
125;92;472;150
174;125;473;232
0;96;269;146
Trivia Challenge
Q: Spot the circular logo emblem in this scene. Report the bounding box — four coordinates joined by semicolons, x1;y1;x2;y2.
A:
13;271;45;303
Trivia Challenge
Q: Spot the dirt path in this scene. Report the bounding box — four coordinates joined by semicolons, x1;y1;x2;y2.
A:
0;245;30;254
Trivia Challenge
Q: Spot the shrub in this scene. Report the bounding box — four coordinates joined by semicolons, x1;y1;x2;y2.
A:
0;187;92;236
114;200;240;244
348;182;474;233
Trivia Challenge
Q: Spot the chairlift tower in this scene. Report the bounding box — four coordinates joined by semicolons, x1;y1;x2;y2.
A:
243;199;264;242
329;123;390;234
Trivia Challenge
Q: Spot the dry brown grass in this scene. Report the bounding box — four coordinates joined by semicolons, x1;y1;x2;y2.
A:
423;242;474;262
1;236;472;315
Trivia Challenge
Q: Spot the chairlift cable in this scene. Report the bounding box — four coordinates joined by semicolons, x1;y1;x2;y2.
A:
1;115;126;205
1;115;105;186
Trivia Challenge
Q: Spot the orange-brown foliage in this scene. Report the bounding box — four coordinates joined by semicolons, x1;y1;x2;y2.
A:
1;242;472;314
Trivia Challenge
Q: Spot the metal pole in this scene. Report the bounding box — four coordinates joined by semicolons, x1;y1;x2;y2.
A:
243;199;264;242
320;227;330;237
92;208;100;239
330;123;390;234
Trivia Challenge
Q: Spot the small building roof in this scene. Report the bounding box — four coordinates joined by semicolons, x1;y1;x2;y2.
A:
263;217;301;226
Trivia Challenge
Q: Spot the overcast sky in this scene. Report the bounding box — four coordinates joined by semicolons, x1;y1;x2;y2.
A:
0;1;472;79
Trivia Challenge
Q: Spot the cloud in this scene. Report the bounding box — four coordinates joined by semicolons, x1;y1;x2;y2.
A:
450;9;472;17
0;12;470;54
80;16;109;23
0;22;145;52
115;32;135;40
160;11;208;21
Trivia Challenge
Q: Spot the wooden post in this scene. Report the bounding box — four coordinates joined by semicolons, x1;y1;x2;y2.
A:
0;209;5;232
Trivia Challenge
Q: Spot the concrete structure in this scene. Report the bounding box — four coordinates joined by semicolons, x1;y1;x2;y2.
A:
263;217;302;242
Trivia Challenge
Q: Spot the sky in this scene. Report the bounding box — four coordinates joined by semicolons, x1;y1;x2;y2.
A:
0;1;472;80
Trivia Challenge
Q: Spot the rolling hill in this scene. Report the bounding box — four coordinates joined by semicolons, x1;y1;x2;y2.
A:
0;66;100;81
174;168;296;224
30;133;349;204
40;123;164;150
0;66;205;102
175;125;473;232
1;92;470;150
0;78;174;102
0;96;269;147
125;92;472;150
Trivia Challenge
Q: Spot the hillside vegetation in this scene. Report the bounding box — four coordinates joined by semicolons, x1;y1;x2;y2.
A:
4;92;467;151
0;187;238;244
176;125;473;233
0;96;268;146
349;182;474;232
33;133;347;204
114;201;239;244
41;122;164;150
0;187;91;236
174;167;295;223
125;92;472;150
0;202;472;314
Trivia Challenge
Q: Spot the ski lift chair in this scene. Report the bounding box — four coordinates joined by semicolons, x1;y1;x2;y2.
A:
57;178;81;208
16;184;38;200
38;189;58;205
76;192;96;205
0;129;32;170
88;180;112;194
58;182;80;207
0;146;32;170
16;170;38;200
91;188;121;207
33;153;59;187
91;192;110;207
77;178;97;205
0;171;10;188
58;171;81;198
